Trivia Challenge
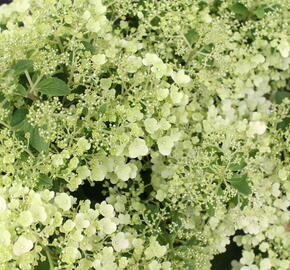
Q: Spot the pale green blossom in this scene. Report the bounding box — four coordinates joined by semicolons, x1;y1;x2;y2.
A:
13;236;33;256
128;138;149;158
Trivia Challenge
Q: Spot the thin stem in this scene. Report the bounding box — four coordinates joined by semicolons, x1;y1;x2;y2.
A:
107;0;117;8
26;74;43;101
30;74;43;93
0;120;10;129
25;70;34;87
57;37;64;53
44;247;54;270
181;34;192;49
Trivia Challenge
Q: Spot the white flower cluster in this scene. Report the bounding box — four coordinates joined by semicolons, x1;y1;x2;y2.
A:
0;183;172;269
0;0;289;269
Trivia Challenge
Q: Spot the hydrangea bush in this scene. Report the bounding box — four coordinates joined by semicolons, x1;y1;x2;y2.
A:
0;0;289;269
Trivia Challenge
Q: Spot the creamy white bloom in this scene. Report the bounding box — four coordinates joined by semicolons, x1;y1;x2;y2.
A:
149;260;161;270
0;196;6;212
125;56;142;73
157;136;174;156
128;138;149;158
99;217;117;234
92;259;101;269
156;88;169;100
111;232;130;252
0;227;11;245
75;213;90;229
62;220;76;233
251;54;265;64
115;164;131;181
277;40;289;58
142;53;162;66
144;238;167;259
91;164;107;181
92;54;106;65
260;258;272;270
156;189;167;202
100;202;115;218
18;210;33;227
248;121;267;135
278;168;288;181
271;183;281;197
171;70;191;85
51;154;64;166
77;165;91;179
144;118;159;134
76;137;91;151
29;204;47;223
118;213;131;225
240;250;255;265
86;20;101;33
13;236;33;256
62;247;81;264
54;193;72;211
162;262;172;270
170;88;184;104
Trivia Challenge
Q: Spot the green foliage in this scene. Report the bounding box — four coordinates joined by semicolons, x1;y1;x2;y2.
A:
0;0;289;269
11;59;34;75
16;84;27;97
185;29;199;47
10;108;28;126
37;77;71;96
30;127;49;153
37;174;53;189
230;2;249;17
275;91;290;104
229;174;251;195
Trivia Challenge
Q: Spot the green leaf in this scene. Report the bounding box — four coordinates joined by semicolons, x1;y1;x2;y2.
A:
16;120;33;137
26;49;36;58
37;77;71;96
2;69;13;77
14;119;32;144
133;224;146;231
241;197;249;210
150;16;161;26
30;127;49;153
229;174;251;195
185;29;199;47
206;203;215;217
19;151;29;162
81;41;96;53
38;174;53;188
185;264;196;270
15;120;49;154
228;194;239;208
217;186;224;196
202;43;214;53
156;228;170;245
146;204;159;214
228;161;247;171
277;117;290;130
36;261;49;270
98;104;107;114
16;84;27;97
172;211;183;226
11;59;33;75
36;251;50;270
186;235;201;246
255;6;266;19
230;2;249;17
275;91;290;104
10;108;29;127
